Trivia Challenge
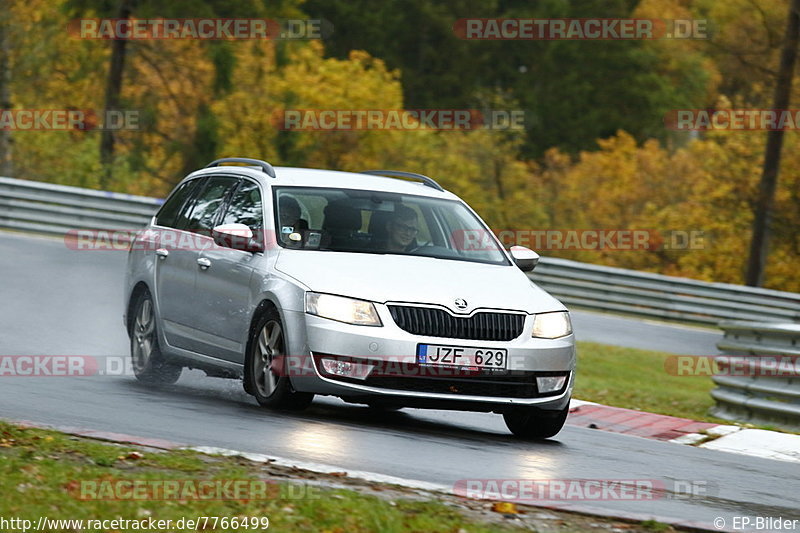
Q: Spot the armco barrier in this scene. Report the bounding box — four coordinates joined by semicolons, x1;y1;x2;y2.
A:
1;176;799;326
528;258;800;325
711;321;800;431
0;176;161;236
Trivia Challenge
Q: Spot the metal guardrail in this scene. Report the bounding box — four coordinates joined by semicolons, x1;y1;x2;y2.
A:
711;321;800;431
1;176;799;326
529;258;800;325
0;176;161;236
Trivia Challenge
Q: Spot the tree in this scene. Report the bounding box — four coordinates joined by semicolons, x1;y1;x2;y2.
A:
0;1;12;176
745;0;800;286
304;0;714;157
98;0;134;189
67;0;304;189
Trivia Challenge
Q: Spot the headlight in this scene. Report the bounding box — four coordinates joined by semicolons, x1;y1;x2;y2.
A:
305;292;382;326
532;311;572;339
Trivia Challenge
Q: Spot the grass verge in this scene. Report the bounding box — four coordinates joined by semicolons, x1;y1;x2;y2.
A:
574;341;726;423
0;420;686;532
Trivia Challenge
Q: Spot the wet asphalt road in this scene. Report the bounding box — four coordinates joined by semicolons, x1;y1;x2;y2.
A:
0;231;796;531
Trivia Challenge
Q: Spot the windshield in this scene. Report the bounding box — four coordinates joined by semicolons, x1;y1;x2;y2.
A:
273;186;510;266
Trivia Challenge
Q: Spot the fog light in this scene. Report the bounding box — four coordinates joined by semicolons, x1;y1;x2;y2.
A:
537;374;567;393
320;358;373;380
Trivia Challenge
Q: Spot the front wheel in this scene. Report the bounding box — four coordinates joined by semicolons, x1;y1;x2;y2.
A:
503;404;569;440
130;290;182;384
244;308;313;411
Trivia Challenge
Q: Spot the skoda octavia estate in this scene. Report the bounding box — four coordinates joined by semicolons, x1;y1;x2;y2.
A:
124;158;576;439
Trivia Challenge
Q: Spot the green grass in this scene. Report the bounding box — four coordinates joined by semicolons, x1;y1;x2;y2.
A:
0;421;548;533
574;341;726;423
641;520;672;531
0;421;520;533
0;420;691;532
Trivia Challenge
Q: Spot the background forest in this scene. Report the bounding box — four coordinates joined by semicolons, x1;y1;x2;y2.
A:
1;0;798;291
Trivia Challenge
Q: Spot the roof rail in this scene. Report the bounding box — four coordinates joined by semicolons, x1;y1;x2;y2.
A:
360;170;445;192
206;158;276;178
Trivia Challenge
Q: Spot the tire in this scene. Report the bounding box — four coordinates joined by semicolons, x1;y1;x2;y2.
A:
244;307;314;411
503;404;569;440
130;290;182;385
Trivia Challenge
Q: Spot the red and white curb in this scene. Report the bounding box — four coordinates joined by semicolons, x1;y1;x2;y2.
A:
568;399;800;463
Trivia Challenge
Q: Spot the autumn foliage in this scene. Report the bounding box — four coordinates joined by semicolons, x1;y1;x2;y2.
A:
1;0;798;291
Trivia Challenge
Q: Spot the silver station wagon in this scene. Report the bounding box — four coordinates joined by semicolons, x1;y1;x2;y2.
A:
124;158;576;439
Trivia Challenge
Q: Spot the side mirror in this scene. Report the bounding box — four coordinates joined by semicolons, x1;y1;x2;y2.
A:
211;223;264;253
509;245;539;272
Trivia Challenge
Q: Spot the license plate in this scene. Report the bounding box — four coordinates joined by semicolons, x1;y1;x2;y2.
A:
417;344;507;370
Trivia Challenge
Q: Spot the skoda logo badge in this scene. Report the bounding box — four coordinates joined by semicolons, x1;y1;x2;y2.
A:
454;298;468;310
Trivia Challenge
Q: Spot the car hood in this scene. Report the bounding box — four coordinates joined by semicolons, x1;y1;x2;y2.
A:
274;250;565;315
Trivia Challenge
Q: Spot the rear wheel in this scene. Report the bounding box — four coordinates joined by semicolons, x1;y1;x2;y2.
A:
130;291;182;384
244;308;313;411
503;404;569;440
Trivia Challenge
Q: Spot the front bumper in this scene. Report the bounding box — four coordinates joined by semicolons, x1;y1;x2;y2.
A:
285;308;576;409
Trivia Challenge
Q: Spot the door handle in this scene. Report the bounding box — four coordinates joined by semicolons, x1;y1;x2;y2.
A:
155;248;169;259
197;257;211;269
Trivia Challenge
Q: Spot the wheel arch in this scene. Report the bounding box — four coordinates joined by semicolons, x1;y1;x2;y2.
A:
243;297;282;395
126;282;151;337
247;298;281;343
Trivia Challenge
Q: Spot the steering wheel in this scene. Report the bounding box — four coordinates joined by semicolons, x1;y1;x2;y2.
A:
407;241;431;253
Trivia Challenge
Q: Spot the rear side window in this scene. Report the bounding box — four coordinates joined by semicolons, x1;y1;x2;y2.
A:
155;180;197;228
183;176;239;234
220;180;263;232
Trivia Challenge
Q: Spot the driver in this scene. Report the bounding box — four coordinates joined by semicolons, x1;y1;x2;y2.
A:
384;205;419;252
279;196;307;231
278;195;309;246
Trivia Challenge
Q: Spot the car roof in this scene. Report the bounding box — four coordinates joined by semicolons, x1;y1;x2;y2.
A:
186;165;460;201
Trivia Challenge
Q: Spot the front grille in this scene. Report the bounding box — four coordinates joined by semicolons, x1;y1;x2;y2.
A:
388;305;525;341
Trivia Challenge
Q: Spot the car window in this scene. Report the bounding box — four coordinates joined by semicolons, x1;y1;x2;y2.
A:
219;180;263;233
173;180;203;231
433;204;506;264
183;176;239;235
155;179;198;228
272;186;509;266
